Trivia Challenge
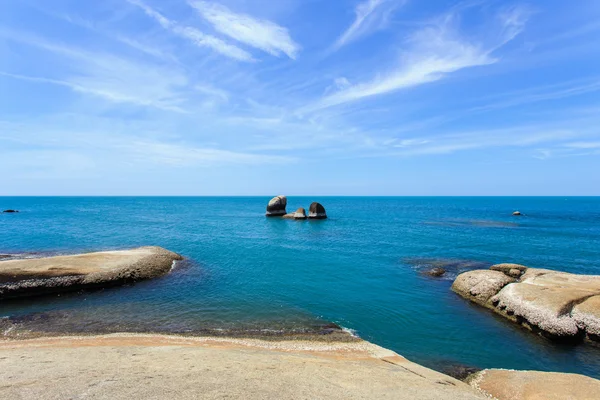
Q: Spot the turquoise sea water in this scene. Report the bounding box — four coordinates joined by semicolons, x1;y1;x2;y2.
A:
1;197;600;377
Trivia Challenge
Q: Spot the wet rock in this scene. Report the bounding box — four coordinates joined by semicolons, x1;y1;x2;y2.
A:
2;209;19;213
423;267;446;277
265;195;287;217
512;211;522;216
439;363;482;381
467;369;600;400
308;202;327;219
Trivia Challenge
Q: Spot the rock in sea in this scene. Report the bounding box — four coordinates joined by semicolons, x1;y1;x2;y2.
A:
512;211;522;216
0;246;183;300
452;264;600;342
2;209;18;213
308;202;327;219
293;207;307;220
423;267;446;277
266;195;287;217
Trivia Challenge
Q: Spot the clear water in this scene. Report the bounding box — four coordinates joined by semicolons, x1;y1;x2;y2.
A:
1;197;600;377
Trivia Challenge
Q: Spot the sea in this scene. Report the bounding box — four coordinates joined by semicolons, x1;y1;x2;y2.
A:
1;196;599;378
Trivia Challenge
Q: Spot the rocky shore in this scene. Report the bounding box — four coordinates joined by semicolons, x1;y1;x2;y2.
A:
1;334;597;399
0;247;183;300
452;264;600;342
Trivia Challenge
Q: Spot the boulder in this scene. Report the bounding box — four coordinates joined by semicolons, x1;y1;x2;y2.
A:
453;266;600;342
467;369;600;400
308;202;327;219
2;209;19;213
0;246;183;300
452;270;516;307
266;195;287;217
293;207;307;220
423;267;446;277
512;211;522;216
490;263;528;278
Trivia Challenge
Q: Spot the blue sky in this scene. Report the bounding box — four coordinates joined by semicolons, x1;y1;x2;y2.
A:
1;0;599;195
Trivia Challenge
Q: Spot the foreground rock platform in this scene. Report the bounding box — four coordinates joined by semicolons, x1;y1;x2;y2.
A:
452;264;600;342
0;247;183;300
467;369;600;400
0;334;487;400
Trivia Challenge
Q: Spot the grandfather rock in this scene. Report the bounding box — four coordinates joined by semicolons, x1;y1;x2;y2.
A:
266;195;287;217
467;369;600;400
452;270;516;307
308;202;327;219
0;246;183;300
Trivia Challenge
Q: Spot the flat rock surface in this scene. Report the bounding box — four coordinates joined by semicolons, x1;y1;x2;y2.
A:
468;369;600;400
0;334;486;400
0;247;182;299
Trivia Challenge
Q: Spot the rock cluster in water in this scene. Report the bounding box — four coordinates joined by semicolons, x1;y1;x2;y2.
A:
266;196;327;220
452;264;600;342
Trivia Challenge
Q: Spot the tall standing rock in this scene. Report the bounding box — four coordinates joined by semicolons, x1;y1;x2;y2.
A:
308;202;327;219
266;195;287;217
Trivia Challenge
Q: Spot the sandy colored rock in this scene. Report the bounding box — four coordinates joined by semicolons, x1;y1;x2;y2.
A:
467;369;600;400
453;266;600;341
0;247;183;299
490;263;528;277
0;334;487;400
492;269;600;338
452;270;516;306
572;295;600;337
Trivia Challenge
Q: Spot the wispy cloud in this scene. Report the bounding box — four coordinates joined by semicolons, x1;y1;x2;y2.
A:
127;0;255;62
188;0;300;59
332;0;404;51
306;7;529;112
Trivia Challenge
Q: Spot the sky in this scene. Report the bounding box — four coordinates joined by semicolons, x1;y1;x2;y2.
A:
1;0;599;195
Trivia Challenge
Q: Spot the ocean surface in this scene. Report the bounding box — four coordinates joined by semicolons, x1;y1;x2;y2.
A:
1;197;600;377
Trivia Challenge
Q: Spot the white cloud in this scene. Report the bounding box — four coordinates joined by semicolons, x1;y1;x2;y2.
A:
307;8;528;111
127;0;254;62
332;0;404;51
188;1;300;59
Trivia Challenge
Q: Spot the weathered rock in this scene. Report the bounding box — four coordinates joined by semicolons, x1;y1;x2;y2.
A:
0;246;183;300
453;266;600;342
308;202;327;219
293;207;307;220
490;263;528;277
282;213;295;219
452;270;516;307
572;295;600;338
423;267;446;277
2;209;18;213
467;369;600;400
512;211;522;216
266;195;287;217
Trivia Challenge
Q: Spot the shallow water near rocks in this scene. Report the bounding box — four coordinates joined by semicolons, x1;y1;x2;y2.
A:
1;197;600;377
